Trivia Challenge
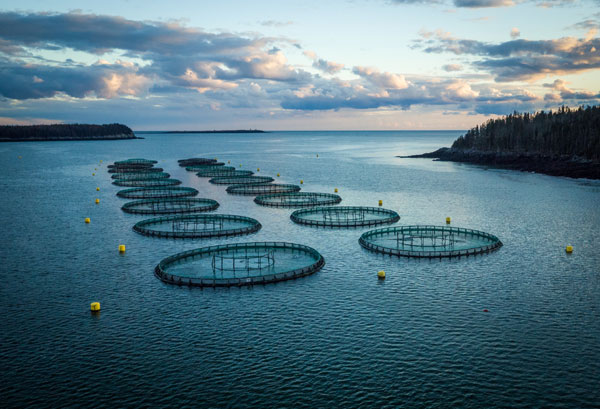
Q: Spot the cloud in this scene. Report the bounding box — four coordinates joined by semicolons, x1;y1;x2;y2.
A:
303;50;344;74
542;79;600;100
260;20;293;27
0;11;309;101
280;71;539;115
536;0;577;7
510;27;520;39
413;29;600;81
0;57;153;99
352;66;409;90
442;63;463;71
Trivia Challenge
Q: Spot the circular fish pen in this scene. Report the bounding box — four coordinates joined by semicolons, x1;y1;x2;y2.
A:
109;163;154;171
254;192;342;208
359;225;503;258
291;206;399;228
117;186;198;199
209;176;274;185
226;183;301;196
108;167;164;174
111;172;170;180
114;158;157;166
133;214;261;239
113;178;182;188
155;242;325;287
197;169;253;178
122;198;219;215
178;158;218;167
185;164;226;171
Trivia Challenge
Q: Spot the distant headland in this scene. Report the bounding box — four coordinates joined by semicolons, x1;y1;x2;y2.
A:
0;123;138;142
162;129;266;134
401;106;600;180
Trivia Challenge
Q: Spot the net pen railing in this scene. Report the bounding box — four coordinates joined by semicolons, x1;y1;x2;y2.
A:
133;214;261;238
291;206;399;227
112;172;170;180
155;242;325;288
108;167;164;174
117;186;199;199
254;192;342;208
121;198;219;215
359;225;502;258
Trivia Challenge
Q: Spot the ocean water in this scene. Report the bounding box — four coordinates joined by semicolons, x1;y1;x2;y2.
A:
1;131;599;408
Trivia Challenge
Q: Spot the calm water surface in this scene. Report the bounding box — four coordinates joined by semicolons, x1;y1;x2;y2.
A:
1;131;599;408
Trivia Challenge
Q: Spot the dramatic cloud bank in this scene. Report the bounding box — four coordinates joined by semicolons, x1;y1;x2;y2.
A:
0;10;598;128
413;29;600;81
0;11;309;100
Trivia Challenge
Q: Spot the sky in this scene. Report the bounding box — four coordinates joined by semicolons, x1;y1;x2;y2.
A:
0;0;599;130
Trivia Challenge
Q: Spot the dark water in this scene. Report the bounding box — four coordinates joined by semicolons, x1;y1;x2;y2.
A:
1;131;599;408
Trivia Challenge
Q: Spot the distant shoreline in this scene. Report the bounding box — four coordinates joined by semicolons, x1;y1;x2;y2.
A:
0;134;142;142
0;123;138;142
160;129;267;134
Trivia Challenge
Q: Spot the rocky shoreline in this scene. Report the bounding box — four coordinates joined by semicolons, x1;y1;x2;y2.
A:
400;148;600;180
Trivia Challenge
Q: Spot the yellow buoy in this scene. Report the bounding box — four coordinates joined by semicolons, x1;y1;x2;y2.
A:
94;168;97;170
92;173;95;176
100;160;102;163
277;173;280;177
119;244;126;253
300;180;304;185
334;188;338;193
95;198;100;204
85;217;91;223
378;200;382;207
96;187;100;191
239;164;242;167
18;155;22;159
566;245;573;253
446;217;451;224
377;270;386;279
214;158;218;161
227;160;230;164
90;302;101;312
257;168;260;172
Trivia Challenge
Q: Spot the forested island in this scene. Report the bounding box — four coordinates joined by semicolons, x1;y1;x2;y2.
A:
403;106;600;179
0;123;137;142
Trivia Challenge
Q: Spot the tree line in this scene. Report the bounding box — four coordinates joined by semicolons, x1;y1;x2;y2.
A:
452;106;600;161
0;123;134;140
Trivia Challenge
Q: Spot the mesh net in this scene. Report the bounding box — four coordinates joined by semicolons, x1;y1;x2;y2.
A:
121;198;219;215
291;206;399;227
114;158;157;165
109;163;154;170
113;178;182;187
111;172;170;180
197;169;253;178
133;214;261;238
226;183;301;196
108;167;164;174
117;186;198;199
254;192;342;208
209;176;274;185
185;164;226;171
359;225;503;258
155;242;325;287
178;158;218;166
